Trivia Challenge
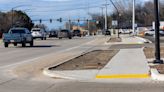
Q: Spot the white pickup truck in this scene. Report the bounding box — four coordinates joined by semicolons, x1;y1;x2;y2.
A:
3;28;34;47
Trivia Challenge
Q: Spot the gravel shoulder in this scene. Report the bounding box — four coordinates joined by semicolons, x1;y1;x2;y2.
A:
144;47;164;74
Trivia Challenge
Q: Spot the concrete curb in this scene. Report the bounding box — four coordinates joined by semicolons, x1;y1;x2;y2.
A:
135;36;152;43
43;68;99;80
43;68;77;80
151;68;164;81
104;36;151;45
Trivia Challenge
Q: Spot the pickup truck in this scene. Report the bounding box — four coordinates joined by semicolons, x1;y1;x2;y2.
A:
3;28;34;47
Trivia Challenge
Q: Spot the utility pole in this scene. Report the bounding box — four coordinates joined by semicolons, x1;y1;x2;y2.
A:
132;0;135;35
109;0;121;38
100;7;105;31
154;0;163;64
87;19;90;35
69;19;71;30
105;0;108;31
11;8;14;28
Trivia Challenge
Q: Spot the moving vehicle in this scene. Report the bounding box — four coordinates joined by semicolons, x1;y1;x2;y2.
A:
31;28;47;40
144;29;154;36
3;28;33;47
49;30;58;38
105;30;111;35
72;29;81;37
58;29;72;39
145;29;164;36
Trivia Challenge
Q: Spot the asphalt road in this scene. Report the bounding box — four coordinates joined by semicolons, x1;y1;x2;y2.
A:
0;36;97;67
144;36;164;44
0;35;164;92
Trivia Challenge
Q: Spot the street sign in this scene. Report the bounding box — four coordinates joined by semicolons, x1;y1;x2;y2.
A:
112;20;118;26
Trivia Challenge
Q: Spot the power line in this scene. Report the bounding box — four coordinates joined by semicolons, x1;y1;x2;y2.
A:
28;5;104;13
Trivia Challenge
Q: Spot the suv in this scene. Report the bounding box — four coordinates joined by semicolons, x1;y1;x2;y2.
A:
3;28;33;47
105;30;111;35
73;30;81;37
49;30;58;38
31;28;47;40
58;29;72;39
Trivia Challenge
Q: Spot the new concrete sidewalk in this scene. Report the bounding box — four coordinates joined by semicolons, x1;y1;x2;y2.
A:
96;48;150;79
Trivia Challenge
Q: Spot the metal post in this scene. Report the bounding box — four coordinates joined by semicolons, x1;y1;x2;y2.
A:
69;19;71;30
132;0;135;35
118;14;121;38
101;7;104;31
88;20;90;35
105;0;108;31
154;0;163;64
11;8;13;28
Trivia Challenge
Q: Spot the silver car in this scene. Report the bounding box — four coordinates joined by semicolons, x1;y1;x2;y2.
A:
31;28;47;40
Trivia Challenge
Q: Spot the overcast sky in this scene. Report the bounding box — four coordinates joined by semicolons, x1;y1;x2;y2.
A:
0;0;152;29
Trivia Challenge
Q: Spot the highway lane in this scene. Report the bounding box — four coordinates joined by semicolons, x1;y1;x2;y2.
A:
0;36;99;67
0;35;113;92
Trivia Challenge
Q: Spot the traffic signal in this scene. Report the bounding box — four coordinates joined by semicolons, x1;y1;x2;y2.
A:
57;18;62;22
60;18;62;22
77;19;80;22
39;19;42;23
86;19;89;22
50;19;52;23
69;19;71;22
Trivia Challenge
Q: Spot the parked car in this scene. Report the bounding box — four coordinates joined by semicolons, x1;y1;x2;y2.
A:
145;29;164;36
3;28;33;47
160;29;164;36
104;29;111;35
72;29;81;37
144;29;154;36
31;28;47;40
49;30;58;38
58;29;72;39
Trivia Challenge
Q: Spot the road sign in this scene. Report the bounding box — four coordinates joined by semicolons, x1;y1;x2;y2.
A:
112;20;118;26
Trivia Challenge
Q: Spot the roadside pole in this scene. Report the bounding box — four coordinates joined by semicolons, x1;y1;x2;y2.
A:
154;0;163;64
105;0;108;32
132;0;135;35
100;7;105;33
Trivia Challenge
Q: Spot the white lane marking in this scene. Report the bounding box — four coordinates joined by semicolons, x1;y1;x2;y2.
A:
0;38;97;69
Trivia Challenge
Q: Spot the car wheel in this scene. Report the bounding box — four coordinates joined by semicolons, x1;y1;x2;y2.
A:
69;37;72;39
14;43;17;46
44;37;46;40
41;37;44;40
30;40;34;47
4;42;8;48
22;42;26;47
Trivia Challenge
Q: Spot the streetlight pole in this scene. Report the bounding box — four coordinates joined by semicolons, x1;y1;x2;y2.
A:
132;0;135;35
154;0;163;64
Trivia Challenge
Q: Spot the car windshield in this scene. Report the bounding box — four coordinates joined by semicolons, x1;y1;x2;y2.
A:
61;30;68;32
74;30;80;33
11;29;26;33
32;29;40;32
